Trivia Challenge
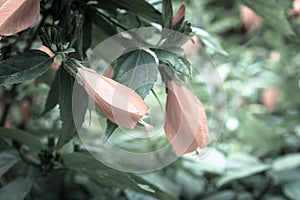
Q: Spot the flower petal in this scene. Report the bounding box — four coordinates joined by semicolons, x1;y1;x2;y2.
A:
164;81;210;156
79;67;150;130
171;2;186;27
0;0;40;36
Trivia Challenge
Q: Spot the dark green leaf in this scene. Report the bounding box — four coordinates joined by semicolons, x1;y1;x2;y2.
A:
0;150;20;177
42;71;60;115
87;8;117;36
153;49;192;78
0;177;32;200
239;0;294;36
0;128;45;150
112;0;162;24
56;67;77;149
113;50;158;99
83;14;92;55
72;82;88;132
162;0;173;28
104;120;118;142
0;50;53;86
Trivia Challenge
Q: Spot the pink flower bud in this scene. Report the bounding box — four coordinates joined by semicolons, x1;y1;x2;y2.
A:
240;5;262;32
0;0;40;37
164;80;210;156
78;67;152;131
261;87;280;111
171;3;186;27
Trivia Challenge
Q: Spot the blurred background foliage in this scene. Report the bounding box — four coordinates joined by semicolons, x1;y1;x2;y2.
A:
0;0;300;199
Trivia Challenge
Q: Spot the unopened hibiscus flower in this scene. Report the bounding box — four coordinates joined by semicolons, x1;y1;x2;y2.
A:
164;80;210;156
77;67;152;131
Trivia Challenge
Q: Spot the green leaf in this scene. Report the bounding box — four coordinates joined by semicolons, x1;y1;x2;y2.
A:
62;153;177;200
192;27;228;56
239;0;294;36
162;0;173;28
42;71;60;115
217;164;270;187
83;14;92;55
0;50;53;86
112;0;162;24
238;114;284;153
153;48;192;78
113;49;158;99
216;153;270;187
283;179;300;200
87;7;117;36
0;150;20;177
56;67;77;149
0;177;32;200
272;153;300;172
0;128;45;150
104;120;118;142
72;82;88;131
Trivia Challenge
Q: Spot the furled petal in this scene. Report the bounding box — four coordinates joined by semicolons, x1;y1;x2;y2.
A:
164;80;210;156
39;46;60;70
78;67;151;130
171;2;186;27
0;0;40;37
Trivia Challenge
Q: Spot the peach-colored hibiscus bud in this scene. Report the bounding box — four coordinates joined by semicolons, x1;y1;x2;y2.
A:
0;0;40;37
240;5;262;32
78;67;152;131
171;2;186;27
261;87;280;111
164;80;210;156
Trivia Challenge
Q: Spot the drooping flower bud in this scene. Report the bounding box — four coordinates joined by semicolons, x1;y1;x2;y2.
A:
0;0;40;37
171;3;186;27
78;67;152;131
164;80;210;156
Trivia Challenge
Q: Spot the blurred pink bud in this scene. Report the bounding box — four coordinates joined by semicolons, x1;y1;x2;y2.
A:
0;0;40;37
181;35;202;58
78;67;152;131
171;2;186;27
293;0;300;14
39;46;60;70
240;5;262;32
261;87;280;111
289;0;300;17
164;80;210;156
